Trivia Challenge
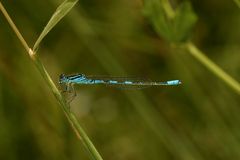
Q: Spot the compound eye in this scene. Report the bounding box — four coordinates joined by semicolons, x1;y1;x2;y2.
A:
59;74;65;79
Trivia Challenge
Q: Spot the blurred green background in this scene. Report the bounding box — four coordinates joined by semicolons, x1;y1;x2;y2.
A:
1;0;240;159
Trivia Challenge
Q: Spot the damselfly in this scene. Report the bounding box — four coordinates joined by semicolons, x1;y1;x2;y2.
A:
59;73;181;101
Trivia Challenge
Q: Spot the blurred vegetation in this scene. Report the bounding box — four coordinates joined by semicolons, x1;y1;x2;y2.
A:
1;0;240;160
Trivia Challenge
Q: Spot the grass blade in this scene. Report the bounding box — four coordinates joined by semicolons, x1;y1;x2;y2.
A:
33;0;78;51
0;1;103;160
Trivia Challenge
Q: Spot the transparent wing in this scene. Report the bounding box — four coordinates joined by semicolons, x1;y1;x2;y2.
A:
86;75;152;89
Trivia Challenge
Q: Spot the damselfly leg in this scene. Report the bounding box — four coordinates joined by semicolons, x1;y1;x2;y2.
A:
60;82;76;103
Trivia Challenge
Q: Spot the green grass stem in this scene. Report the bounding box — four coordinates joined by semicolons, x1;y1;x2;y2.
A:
0;2;29;53
0;2;103;160
157;0;240;95
185;42;240;95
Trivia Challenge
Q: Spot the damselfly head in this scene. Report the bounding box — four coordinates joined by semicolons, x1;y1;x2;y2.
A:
59;74;67;84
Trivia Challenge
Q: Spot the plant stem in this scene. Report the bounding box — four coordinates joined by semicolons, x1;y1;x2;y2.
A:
0;2;29;53
0;2;103;160
158;0;240;95
185;42;240;95
161;0;175;18
233;0;240;8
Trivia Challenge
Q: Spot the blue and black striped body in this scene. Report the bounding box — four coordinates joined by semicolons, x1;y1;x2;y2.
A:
59;73;181;102
59;73;181;91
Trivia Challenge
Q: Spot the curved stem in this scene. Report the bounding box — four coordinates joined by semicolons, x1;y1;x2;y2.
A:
185;42;240;95
0;2;30;53
0;2;103;160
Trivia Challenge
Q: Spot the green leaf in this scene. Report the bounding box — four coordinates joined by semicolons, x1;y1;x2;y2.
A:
143;0;174;41
33;0;78;51
143;0;197;43
172;1;198;42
